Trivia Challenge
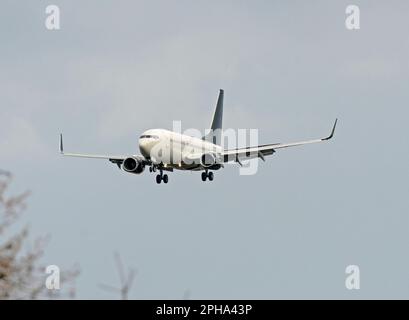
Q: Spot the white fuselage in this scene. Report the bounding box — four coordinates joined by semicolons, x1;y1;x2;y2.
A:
138;129;222;170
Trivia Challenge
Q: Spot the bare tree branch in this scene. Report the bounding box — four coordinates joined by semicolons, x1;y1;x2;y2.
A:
0;171;79;299
99;252;136;300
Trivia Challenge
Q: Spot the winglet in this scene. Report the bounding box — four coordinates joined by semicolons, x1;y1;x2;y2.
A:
322;119;338;141
59;133;64;154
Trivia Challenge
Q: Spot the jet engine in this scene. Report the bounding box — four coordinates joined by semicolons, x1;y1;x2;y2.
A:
122;157;145;174
200;153;217;167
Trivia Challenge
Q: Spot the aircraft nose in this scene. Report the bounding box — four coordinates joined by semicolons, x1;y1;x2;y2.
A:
139;138;147;150
139;137;152;158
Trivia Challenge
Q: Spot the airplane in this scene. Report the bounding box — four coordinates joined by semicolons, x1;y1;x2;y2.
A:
60;89;337;184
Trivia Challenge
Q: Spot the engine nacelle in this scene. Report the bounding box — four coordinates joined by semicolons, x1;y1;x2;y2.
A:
200;153;217;167
122;157;145;174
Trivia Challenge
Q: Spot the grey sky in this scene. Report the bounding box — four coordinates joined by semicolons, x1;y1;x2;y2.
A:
1;0;409;299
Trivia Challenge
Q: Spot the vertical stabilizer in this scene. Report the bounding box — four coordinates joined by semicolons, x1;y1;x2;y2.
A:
204;89;224;144
211;89;224;131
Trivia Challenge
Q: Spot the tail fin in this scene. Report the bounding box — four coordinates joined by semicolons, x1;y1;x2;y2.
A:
211;89;224;132
204;89;224;144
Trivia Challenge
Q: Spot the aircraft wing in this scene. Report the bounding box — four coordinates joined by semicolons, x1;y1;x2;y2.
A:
59;134;139;167
222;119;337;164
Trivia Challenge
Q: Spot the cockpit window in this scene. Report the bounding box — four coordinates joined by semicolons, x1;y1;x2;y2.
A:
140;135;159;140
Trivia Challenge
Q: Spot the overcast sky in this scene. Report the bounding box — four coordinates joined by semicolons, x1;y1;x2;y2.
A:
1;0;409;299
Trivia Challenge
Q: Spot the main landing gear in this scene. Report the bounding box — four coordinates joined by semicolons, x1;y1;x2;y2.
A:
201;170;214;182
155;169;168;184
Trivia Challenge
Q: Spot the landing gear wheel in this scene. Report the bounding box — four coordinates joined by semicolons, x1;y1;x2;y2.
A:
156;174;162;184
163;174;169;184
208;171;214;181
201;172;207;181
149;167;153;172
